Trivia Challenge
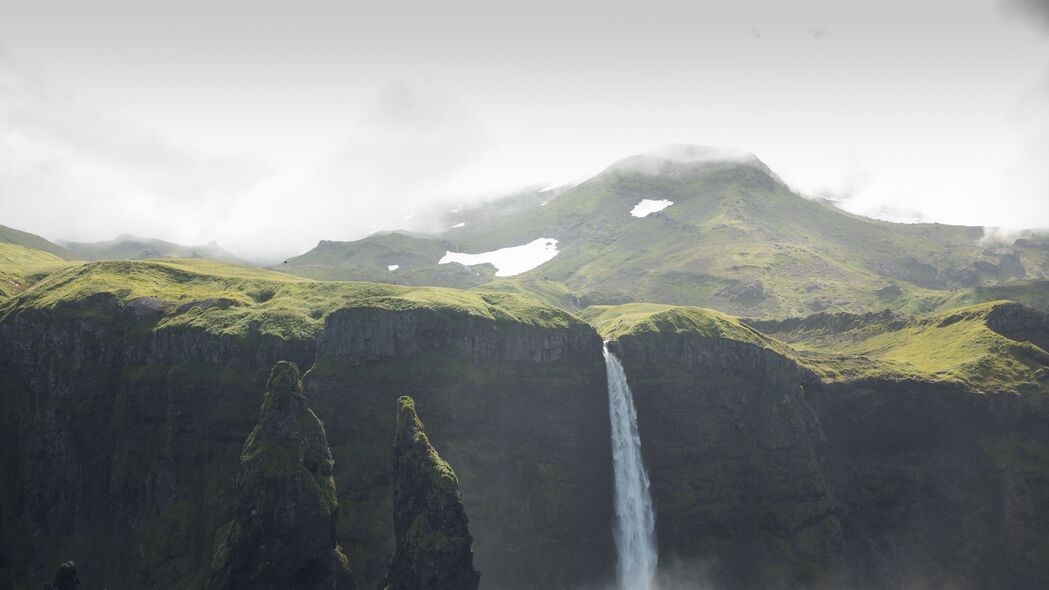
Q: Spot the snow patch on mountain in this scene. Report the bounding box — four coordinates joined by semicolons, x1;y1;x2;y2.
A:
439;238;559;277
630;199;673;218
387;264;399;271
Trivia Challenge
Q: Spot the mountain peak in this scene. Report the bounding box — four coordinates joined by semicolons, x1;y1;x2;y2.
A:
605;144;769;176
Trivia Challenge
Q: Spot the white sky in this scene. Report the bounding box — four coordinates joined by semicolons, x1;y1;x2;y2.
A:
1;0;1047;261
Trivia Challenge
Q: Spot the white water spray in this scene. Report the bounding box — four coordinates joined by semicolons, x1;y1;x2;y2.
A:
604;344;658;590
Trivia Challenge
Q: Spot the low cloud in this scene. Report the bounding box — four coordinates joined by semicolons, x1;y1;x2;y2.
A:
0;54;271;251
0;56;494;262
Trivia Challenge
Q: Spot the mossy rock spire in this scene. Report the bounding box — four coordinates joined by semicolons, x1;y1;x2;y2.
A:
383;396;480;590
208;361;355;590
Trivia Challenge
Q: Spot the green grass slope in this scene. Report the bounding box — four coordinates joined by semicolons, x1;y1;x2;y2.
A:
1;258;582;341
0;244;74;298
0;223;75;259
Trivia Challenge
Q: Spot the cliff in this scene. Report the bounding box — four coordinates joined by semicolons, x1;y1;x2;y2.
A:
601;307;842;588
208;361;355;589
383;396;479;590
0;259;613;589
304;304;613;589
600;302;1049;588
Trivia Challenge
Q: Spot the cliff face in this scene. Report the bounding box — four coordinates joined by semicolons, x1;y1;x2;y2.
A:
0;291;613;589
609;333;843;588
305;307;615;589
808;378;1049;588
384;396;479;590
208;361;355;590
0;298;315;589
610;326;1049;589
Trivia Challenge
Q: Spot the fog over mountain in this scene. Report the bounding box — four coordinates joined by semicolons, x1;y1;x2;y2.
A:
1;0;1047;261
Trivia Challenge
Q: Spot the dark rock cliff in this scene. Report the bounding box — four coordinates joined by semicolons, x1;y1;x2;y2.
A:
807;377;1049;589
305;307;614;589
610;326;1049;589
0;299;314;589
0;296;613;589
383;396;479;590
208;361;355;590
608;333;843;588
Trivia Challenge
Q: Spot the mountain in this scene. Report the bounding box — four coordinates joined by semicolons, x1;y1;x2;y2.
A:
59;234;247;265
0;223;75;259
278;145;1049;319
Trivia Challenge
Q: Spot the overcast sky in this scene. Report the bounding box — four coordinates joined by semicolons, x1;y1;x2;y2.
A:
1;0;1048;260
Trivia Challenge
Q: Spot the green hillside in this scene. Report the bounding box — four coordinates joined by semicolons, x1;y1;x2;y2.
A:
751;301;1049;391
2;258;581;340
0;244;73;298
0;223;75;259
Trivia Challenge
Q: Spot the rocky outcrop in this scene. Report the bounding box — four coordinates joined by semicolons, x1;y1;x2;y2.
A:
208;361;355;590
383;396;479;590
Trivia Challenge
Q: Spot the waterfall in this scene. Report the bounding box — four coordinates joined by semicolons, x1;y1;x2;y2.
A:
604;344;658;590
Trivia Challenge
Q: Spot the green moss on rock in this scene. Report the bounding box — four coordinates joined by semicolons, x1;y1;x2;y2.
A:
383;396;480;590
208;361;355;590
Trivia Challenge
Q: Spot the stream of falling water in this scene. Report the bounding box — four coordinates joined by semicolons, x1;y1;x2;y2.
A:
604;343;658;590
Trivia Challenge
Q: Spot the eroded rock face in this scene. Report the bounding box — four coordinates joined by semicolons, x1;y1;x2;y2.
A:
208;361;355;590
383;396;480;590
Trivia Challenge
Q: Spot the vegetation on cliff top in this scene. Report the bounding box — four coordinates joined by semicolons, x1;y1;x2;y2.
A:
583;302;780;348
0;257;583;340
589;300;1049;393
808;301;1049;391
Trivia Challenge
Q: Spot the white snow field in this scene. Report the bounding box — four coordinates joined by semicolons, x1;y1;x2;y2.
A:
439;238;559;277
630;199;673;217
